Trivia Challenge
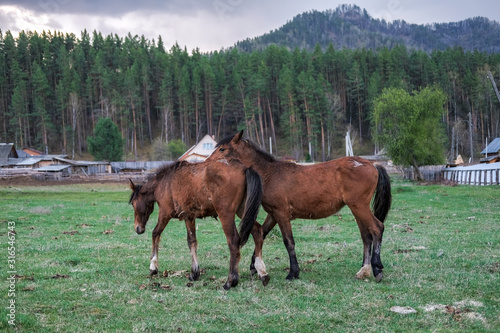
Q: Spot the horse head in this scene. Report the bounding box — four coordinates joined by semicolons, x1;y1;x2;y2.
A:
209;130;275;167
129;179;155;234
209;130;245;161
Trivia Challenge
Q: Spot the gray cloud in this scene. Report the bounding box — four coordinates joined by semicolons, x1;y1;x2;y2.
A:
0;8;17;28
0;0;239;16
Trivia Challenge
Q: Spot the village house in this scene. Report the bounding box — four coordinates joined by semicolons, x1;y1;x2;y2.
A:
178;134;217;162
0;143;112;180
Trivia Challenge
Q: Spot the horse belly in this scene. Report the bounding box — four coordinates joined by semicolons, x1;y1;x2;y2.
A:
282;190;344;219
175;199;216;220
290;201;344;220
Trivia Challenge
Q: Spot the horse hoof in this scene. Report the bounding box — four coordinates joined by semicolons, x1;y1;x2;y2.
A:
149;269;158;276
250;268;257;276
355;265;372;279
260;274;270;286
189;270;200;281
223;283;231;290
375;272;383;282
286;272;299;280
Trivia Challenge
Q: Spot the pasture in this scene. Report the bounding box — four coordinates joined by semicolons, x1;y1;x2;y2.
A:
1;177;499;332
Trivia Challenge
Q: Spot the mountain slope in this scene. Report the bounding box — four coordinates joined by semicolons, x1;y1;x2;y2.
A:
235;4;500;53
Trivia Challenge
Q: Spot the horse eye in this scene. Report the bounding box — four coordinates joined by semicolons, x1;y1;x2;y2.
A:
219;148;225;152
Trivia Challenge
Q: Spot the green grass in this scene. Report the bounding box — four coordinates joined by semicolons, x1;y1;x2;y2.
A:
1;178;499;332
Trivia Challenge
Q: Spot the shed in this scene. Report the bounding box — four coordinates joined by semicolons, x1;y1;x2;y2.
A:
179;134;217;162
52;157;111;175
33;165;71;180
16;157;43;169
480;138;500;163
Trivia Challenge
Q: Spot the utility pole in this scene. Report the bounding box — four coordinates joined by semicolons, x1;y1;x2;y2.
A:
345;131;353;156
469;112;473;163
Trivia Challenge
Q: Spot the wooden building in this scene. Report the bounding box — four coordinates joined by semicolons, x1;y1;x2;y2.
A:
480;138;500;163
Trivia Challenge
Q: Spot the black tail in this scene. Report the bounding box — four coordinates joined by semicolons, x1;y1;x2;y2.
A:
372;165;392;223
238;167;263;247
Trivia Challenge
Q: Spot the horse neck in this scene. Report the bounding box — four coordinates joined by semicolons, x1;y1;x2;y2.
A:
241;148;275;174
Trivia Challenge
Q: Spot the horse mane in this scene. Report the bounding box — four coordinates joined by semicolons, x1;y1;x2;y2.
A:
216;135;276;163
129;161;186;204
245;139;276;163
154;160;187;181
215;135;232;148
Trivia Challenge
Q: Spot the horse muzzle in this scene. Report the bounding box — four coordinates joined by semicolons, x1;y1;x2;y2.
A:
135;225;145;234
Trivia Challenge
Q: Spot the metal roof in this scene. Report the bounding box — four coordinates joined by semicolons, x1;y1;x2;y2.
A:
16;158;43;166
445;161;500;171
52;156;108;166
35;165;71;172
481;138;500;154
0;144;18;160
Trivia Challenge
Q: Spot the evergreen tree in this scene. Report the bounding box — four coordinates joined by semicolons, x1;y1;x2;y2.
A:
87;117;124;161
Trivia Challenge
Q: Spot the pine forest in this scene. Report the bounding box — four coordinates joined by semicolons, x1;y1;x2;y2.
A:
1;28;499;161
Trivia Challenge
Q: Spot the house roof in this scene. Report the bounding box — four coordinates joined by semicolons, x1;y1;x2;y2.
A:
52;156;108;166
35;165;71;172
0;144;18;160
16;158;43;166
179;134;217;161
22;147;44;156
481;138;500;154
16;150;30;158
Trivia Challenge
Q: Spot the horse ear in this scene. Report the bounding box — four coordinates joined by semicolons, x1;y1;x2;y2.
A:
233;130;244;143
128;179;135;190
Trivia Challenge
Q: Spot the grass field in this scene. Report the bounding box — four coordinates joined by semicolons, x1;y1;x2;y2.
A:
1;177;499;332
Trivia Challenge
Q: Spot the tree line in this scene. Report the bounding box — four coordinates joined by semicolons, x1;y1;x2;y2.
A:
1;29;499;161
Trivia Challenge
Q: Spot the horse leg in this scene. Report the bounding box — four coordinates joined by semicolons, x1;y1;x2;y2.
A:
219;214;241;290
250;222;270;286
185;218;200;281
352;207;385;282
354;222;373;280
371;220;385;282
150;213;170;276
250;214;276;275
274;214;300;280
261;214;278;239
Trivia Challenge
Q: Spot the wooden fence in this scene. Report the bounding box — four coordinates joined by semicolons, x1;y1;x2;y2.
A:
403;165;444;182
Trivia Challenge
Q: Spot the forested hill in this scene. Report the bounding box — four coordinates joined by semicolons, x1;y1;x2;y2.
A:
235;4;500;53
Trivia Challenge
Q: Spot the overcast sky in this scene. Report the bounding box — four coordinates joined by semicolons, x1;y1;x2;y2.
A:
1;0;499;52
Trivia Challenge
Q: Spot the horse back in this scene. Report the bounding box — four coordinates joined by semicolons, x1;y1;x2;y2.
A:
262;156;378;219
166;160;247;219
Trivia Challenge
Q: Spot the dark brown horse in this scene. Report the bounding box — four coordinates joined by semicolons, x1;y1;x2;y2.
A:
129;158;269;290
207;131;392;282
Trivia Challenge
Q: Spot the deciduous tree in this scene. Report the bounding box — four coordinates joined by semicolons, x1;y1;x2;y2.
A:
372;86;447;180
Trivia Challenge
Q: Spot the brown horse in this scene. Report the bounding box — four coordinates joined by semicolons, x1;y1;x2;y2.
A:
207;131;392;282
128;158;269;290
